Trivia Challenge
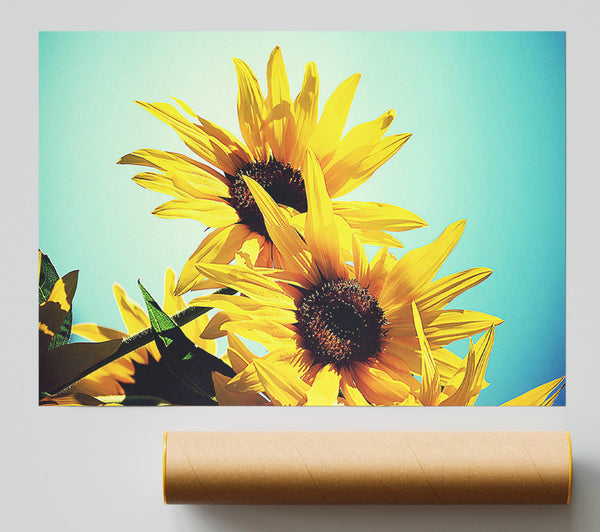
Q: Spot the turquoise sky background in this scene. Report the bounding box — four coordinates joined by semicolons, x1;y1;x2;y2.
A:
39;31;565;406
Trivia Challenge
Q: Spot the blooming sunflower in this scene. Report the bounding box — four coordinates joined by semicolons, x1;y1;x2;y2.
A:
69;268;215;400
119;46;426;296
191;150;502;405
212;317;564;407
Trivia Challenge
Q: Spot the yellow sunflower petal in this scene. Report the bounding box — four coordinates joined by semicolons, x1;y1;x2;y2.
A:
221;319;298;351
304;149;345;280
333;201;427;233
388;309;502;348
135;101;241;175
192;116;252;165
193;262;294;309
411;267;493;314
400;395;423;406
112;283;149;335
326;133;412;198
238;234;264;266
541;384;565;406
71;324;126;343
162;268;185;317
132;172;191;199
225;362;264;393
288;61;319;168
379;220;466;309
290;211;354;260
306;365;341;405
351;363;412;405
226;346;259;374
441;338;478;406
324;109;396;170
171;95;253;165
442;326;495;406
254;267;313;289
212;372;268;406
502;376;565;406
244;176;319;283
464;326;495;405
118;148;228;185
175;224;251;295
253;358;309;406
133;168;229;200
424;310;502;347
189;293;296;324
369;354;419;393
232;57;269;160
339;368;370;405
309;72;361;162
412;302;441;406
352;232;370;287
264;46;293;162
365;247;395;297
200;310;238;339
152;198;239;227
351;227;405;249
229;332;257;358
383;340;462;384
112;283;160;362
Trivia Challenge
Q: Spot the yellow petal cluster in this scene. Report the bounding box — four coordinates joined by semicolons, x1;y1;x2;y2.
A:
119;46;425;296
194;150;509;405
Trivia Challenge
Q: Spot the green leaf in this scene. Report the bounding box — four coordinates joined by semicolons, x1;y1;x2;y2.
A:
49;309;72;349
138;280;235;399
39;251;74;349
39;251;59;304
39;270;79;354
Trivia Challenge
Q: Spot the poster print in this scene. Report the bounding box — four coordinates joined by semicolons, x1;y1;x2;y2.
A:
39;32;565;406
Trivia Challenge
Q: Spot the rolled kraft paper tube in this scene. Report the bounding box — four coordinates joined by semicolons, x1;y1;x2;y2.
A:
163;431;572;505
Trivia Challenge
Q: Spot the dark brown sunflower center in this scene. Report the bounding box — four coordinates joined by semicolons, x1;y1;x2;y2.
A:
295;278;388;367
227;158;307;238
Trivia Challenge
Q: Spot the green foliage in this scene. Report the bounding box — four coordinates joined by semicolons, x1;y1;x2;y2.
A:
38;251;73;349
138;281;236;404
49;309;72;349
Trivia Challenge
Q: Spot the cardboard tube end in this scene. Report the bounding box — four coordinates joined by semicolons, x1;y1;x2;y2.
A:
567;431;573;505
162;431;168;505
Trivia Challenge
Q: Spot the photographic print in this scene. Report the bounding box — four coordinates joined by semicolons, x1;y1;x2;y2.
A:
39;31;565;406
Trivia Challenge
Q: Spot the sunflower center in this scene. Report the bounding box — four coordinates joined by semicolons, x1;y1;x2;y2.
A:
295;278;388;367
228;158;307;238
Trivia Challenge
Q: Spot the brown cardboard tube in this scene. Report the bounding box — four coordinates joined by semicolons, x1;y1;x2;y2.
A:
163;431;572;505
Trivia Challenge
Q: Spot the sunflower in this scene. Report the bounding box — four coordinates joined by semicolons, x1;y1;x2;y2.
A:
212;317;564;407
69;268;215;399
119;46;426;296
191;150;502;405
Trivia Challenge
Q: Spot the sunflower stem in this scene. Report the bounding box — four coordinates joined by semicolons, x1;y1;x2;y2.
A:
51;287;237;396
